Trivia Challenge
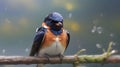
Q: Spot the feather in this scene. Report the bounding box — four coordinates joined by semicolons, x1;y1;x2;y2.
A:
29;27;46;56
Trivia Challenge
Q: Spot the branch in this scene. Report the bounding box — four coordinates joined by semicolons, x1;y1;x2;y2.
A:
0;55;119;65
0;42;118;65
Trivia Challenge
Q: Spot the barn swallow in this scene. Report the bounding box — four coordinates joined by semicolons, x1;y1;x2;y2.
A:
29;12;70;67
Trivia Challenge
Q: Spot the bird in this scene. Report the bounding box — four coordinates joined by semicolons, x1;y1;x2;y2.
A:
29;12;70;67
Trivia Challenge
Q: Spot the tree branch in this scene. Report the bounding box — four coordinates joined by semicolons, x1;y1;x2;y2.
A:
0;42;118;65
0;55;119;65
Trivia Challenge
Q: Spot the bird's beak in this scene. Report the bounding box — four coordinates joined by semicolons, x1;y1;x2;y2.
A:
55;22;62;27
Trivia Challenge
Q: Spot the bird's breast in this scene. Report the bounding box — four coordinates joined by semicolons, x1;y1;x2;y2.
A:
39;37;65;56
38;29;67;56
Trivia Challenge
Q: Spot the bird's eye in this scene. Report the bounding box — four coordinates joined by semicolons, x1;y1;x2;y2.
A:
54;21;59;23
51;20;58;23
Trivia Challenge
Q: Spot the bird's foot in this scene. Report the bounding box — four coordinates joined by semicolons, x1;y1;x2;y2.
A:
43;54;51;63
43;53;64;63
58;54;64;63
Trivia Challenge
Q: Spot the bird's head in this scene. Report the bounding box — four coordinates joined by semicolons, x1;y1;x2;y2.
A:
44;12;63;31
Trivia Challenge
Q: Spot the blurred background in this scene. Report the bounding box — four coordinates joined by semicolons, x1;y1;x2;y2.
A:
0;0;120;67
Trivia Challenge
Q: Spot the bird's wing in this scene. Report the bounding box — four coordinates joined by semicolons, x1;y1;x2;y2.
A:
65;31;70;50
29;27;46;56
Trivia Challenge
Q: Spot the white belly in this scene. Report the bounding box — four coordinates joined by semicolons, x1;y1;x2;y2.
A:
39;38;65;56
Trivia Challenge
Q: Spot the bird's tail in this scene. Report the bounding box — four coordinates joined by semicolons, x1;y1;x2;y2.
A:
36;64;45;67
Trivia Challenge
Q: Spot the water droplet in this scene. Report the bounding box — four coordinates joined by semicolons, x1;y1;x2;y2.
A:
25;48;29;52
112;42;116;46
2;49;6;54
111;50;117;54
97;26;103;34
96;43;102;48
68;13;72;18
81;49;86;51
91;29;95;33
110;33;114;37
91;26;97;33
